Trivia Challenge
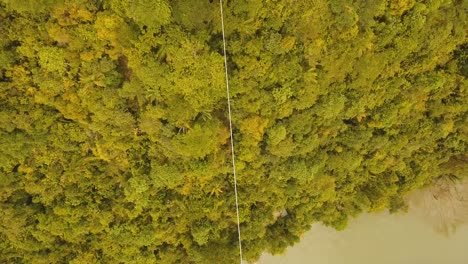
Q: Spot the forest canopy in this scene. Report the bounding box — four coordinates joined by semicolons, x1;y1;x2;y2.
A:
0;0;467;263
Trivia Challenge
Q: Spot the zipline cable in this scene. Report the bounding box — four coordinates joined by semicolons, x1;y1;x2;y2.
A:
219;0;243;263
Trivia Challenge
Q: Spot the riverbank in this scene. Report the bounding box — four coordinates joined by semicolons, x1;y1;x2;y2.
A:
260;211;468;264
260;179;468;264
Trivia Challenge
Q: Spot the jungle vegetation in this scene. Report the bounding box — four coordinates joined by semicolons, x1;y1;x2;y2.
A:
0;0;467;263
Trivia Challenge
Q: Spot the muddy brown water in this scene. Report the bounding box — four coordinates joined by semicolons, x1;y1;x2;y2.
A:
259;211;468;264
260;178;468;264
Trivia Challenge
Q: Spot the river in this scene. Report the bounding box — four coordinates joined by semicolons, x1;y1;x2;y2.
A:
259;210;468;264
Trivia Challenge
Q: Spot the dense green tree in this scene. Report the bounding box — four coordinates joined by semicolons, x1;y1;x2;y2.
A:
0;0;466;263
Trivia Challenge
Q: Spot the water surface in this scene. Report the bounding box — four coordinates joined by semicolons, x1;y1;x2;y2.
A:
260;211;468;264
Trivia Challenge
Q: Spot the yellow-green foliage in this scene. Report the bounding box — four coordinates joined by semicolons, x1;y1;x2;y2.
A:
0;0;467;263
